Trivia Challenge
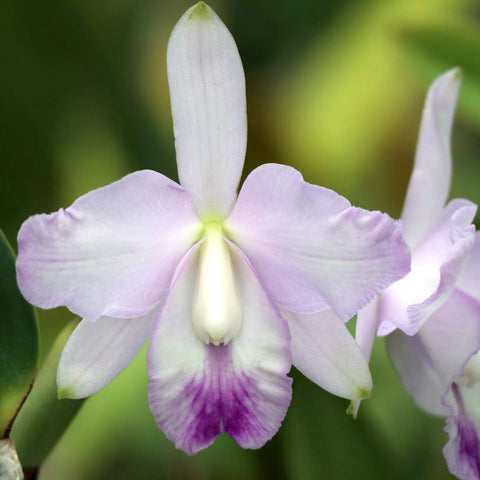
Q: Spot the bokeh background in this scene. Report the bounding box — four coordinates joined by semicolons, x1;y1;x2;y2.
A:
2;0;480;478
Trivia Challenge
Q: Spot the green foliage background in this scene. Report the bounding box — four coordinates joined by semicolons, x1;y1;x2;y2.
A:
1;0;480;478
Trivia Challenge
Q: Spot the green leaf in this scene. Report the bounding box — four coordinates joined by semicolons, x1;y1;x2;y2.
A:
402;23;480;129
11;321;84;468
0;229;39;438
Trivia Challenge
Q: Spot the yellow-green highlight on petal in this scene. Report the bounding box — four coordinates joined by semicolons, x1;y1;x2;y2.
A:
347;386;370;419
188;2;214;21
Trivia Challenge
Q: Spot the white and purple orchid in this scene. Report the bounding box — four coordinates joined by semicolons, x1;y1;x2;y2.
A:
355;69;480;479
16;3;410;454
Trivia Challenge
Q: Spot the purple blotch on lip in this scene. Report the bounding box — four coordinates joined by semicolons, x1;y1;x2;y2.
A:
457;419;480;477
448;383;480;478
156;343;291;455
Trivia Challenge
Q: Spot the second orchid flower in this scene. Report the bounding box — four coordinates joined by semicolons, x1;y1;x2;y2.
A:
355;69;480;480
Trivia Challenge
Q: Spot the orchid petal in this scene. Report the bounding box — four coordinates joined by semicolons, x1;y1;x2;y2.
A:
17;170;201;320
386;289;480;416
284;309;372;401
378;199;476;336
444;383;480;480
225;163;410;320
386;331;448;416
167;2;247;219
147;243;291;454
355;298;381;362
419;290;480;386
57;308;158;399
401;68;461;248
457;231;480;303
350;299;380;416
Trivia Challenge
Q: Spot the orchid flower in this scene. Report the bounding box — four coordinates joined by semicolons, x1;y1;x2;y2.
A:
355;69;480;479
16;2;410;454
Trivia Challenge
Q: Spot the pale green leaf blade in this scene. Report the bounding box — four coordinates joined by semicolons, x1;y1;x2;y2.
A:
11;321;84;468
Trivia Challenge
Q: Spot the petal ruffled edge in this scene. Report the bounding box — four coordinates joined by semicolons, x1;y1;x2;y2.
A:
378;199;476;336
226;163;410;320
16;170;201;320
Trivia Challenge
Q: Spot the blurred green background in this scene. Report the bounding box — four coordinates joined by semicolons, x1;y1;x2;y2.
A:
1;0;480;478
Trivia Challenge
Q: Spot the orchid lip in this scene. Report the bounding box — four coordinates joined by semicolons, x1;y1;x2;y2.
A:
192;222;242;345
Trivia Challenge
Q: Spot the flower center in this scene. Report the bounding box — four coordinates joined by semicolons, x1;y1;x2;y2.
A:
461;352;480;388
192;223;242;345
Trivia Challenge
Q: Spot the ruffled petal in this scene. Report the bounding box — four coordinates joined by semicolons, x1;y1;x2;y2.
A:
284;309;372;401
147;243;292;454
386;289;480;416
167;3;247;219
57;308;159;399
17;170;201;320
378;199;476;336
225;163;410;320
457;231;480;303
401;69;461;248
